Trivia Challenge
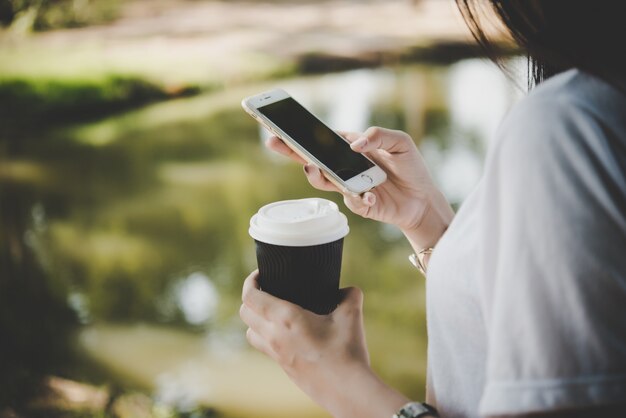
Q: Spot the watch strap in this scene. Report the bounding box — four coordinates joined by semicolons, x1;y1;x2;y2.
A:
392;402;438;418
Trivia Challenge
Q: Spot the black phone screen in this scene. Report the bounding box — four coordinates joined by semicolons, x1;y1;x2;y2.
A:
257;97;374;180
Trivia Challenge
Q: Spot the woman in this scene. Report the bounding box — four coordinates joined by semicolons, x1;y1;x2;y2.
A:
239;1;626;417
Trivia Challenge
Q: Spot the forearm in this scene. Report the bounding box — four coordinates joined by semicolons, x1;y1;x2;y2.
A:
327;365;410;418
402;189;454;258
327;193;452;418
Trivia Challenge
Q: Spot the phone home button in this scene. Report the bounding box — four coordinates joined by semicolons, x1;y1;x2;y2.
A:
360;174;373;184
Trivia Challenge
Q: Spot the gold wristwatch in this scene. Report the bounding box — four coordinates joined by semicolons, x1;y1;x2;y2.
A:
408;247;434;275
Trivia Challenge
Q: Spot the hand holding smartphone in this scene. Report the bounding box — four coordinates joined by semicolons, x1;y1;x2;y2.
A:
242;89;387;194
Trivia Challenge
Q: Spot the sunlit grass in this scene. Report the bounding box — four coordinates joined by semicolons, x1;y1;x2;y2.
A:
0;159;48;184
78;324;328;418
0;41;295;89
49;222;162;278
69;82;278;146
158;161;252;187
0;36;296;136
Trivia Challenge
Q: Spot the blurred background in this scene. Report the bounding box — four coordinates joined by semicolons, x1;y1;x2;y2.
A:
0;0;521;417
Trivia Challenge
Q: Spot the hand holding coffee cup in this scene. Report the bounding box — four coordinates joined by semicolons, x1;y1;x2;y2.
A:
249;198;349;314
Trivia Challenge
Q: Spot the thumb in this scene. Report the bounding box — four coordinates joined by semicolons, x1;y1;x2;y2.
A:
335;287;364;316
350;126;413;154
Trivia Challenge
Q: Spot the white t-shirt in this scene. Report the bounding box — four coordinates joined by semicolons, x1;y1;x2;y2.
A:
426;69;626;417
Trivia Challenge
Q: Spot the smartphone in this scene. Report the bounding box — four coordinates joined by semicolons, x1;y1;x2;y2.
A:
242;88;387;194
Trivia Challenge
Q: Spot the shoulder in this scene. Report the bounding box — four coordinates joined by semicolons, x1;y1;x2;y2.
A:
488;69;626;181
505;68;626;126
480;69;626;241
475;76;626;418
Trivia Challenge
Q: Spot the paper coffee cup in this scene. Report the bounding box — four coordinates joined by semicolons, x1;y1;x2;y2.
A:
249;198;349;314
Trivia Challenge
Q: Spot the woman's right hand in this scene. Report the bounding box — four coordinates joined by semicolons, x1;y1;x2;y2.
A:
266;127;454;249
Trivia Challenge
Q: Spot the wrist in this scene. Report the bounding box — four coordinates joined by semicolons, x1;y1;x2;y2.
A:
402;190;454;252
327;364;409;418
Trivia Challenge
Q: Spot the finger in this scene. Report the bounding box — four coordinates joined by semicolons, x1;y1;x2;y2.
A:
239;303;271;337
350;127;413;154
361;191;377;207
246;328;280;362
241;270;270;317
242;270;261;296
242;270;301;320
337;131;361;143
303;164;342;193
342;191;377;218
303;165;378;216
343;193;368;217
343;190;376;211
265;136;308;165
334;286;364;315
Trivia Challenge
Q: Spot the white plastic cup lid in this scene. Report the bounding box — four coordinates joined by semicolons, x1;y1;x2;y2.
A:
249;198;349;246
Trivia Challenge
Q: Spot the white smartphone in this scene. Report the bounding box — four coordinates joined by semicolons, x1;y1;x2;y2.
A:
241;88;387;194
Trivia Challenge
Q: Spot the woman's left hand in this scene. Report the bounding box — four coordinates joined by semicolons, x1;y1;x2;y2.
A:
239;270;371;415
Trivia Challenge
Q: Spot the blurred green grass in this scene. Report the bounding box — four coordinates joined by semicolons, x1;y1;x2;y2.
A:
0;76;184;128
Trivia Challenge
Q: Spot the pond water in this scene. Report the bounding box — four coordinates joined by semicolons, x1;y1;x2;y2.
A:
0;59;521;416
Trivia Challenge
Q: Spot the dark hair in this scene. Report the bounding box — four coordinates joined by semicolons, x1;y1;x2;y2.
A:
455;0;626;90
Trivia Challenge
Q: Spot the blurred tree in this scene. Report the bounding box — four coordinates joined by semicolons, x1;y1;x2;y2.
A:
0;0;14;25
0;184;77;410
0;0;119;31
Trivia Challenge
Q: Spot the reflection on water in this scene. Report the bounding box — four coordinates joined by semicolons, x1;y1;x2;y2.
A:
0;59;520;416
175;272;219;325
78;324;317;417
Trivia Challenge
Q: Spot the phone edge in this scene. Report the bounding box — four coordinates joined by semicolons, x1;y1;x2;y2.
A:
241;92;384;194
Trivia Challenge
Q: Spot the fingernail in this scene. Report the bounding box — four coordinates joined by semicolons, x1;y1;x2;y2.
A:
364;193;376;206
351;137;367;150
